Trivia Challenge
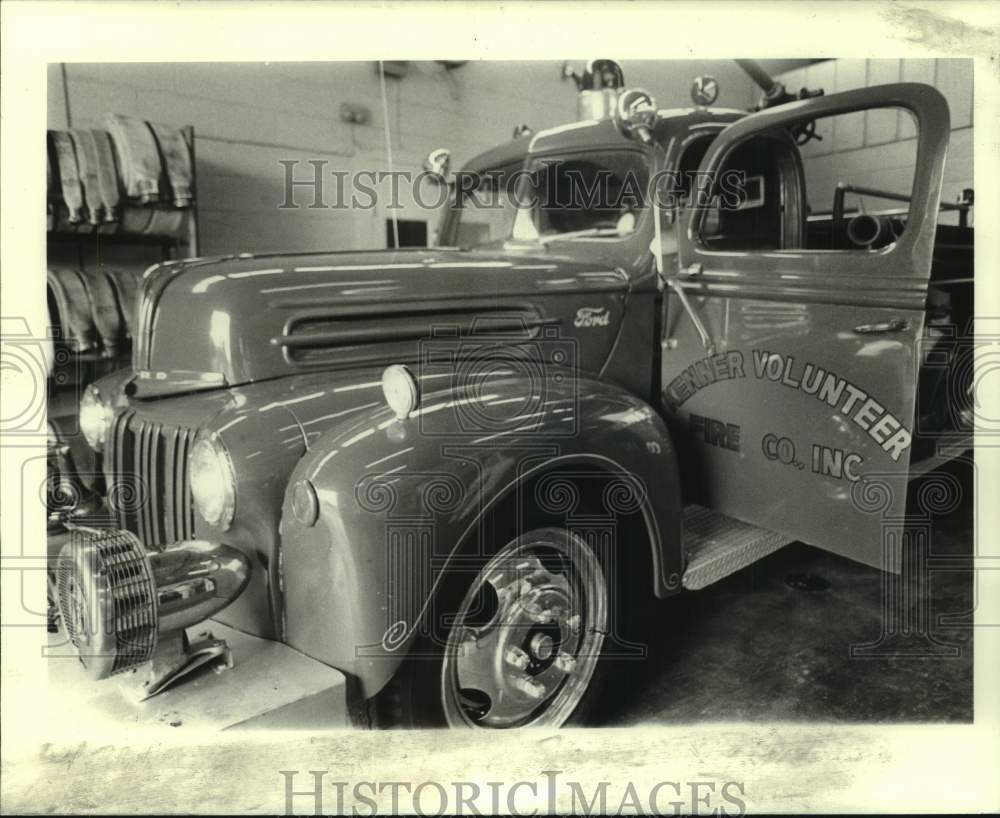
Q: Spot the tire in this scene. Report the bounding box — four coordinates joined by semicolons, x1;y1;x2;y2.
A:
369;525;650;729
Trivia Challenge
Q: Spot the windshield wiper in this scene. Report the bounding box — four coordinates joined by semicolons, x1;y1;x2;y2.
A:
536;227;625;244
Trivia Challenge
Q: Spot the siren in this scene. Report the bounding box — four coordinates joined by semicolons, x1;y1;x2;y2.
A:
561;59;626;122
57;529;250;699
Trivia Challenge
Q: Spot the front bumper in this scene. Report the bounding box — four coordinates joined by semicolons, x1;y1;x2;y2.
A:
47;527;350;730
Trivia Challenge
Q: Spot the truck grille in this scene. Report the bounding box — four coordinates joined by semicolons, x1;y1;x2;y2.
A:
107;410;196;548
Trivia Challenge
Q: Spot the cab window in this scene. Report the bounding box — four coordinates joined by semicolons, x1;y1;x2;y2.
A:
510;150;649;243
700;133;803;252
686;107;919;253
801;108;918;251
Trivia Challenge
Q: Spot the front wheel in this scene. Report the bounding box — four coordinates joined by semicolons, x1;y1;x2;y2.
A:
369;527;613;729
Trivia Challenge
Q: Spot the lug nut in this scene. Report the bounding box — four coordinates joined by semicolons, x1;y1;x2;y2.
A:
502;579;530;601
505;646;530;671
529;633;555;661
554;654;577;673
521;600;555;624
512;675;546;700
520;591;558;623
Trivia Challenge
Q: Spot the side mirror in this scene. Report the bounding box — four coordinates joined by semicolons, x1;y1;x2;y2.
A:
617;88;657;144
422;148;451;182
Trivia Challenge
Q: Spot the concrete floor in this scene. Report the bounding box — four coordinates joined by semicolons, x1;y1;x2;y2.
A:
596;459;974;725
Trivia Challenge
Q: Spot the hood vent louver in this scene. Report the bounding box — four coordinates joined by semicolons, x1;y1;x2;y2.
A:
273;302;558;367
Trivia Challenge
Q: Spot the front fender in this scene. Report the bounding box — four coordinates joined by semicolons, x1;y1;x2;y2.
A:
279;373;682;699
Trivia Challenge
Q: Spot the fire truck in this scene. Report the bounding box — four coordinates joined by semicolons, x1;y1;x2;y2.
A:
51;60;973;729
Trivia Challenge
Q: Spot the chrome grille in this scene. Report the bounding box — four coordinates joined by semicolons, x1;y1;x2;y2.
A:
107;410;196;548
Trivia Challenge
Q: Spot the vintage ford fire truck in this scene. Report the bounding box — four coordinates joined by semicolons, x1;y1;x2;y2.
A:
52;60;973;729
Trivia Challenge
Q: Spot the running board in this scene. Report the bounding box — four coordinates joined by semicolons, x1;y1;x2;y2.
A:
681;505;793;590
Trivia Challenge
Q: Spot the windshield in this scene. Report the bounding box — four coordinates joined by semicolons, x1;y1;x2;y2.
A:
440;165;520;250
509;150;649;244
439;150;649;250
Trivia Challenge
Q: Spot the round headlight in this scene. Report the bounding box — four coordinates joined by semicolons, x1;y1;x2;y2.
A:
188;434;236;530
79;384;113;451
381;364;419;419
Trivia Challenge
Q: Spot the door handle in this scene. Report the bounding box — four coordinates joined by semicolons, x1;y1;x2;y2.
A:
853;318;909;335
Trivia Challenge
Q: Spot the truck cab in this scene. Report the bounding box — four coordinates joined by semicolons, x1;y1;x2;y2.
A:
440;72;971;570
53;61;973;729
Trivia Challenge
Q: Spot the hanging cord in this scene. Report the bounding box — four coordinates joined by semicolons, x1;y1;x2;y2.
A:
378;61;400;250
61;63;73;127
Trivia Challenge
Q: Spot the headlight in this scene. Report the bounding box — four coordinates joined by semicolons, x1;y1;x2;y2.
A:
79;384;112;451
188;434;236;530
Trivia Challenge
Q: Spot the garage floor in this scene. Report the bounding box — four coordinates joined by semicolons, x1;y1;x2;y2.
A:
596;459;974;725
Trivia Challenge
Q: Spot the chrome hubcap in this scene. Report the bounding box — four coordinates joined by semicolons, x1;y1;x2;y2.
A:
441;532;607;728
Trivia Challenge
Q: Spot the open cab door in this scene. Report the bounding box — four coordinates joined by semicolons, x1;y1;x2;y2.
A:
664;83;950;571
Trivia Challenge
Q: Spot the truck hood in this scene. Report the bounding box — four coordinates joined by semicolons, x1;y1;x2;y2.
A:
131;247;633;395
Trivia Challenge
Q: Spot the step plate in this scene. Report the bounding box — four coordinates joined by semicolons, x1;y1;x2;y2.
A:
682;504;793;590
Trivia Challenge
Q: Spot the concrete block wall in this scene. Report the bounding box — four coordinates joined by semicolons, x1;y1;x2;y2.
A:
773;59;973;225
48;60;754;255
49;59;972;251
